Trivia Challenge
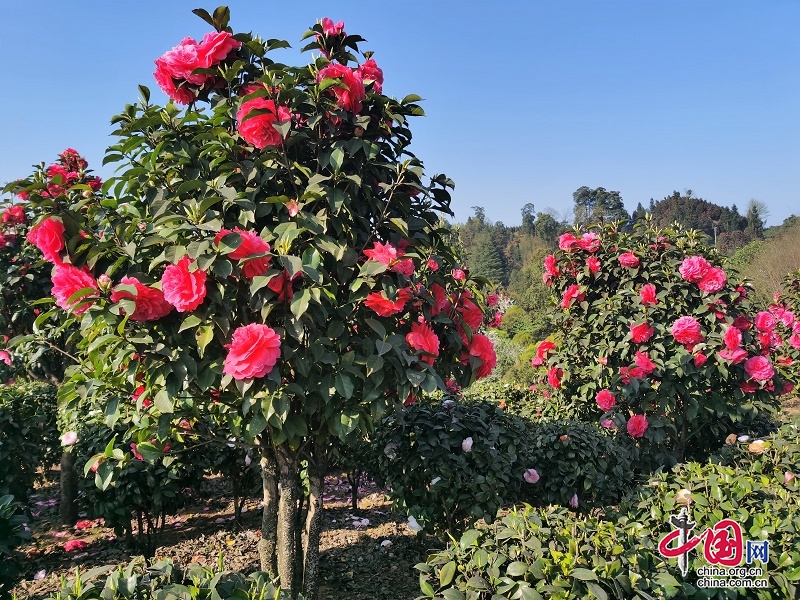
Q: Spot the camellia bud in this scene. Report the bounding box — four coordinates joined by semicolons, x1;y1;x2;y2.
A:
675;489;693;505
785;472;795;484
97;274;112;293
725;433;737;446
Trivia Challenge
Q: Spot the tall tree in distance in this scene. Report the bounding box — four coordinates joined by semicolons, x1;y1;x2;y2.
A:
572;186;629;226
745;199;768;239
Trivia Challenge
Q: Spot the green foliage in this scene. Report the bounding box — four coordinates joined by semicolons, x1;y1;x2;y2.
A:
518;420;637;508
572;186;629;227
541;219;784;467
0;494;30;596
73;417;202;557
0;381;59;501
49;557;303;600
371;400;531;534
420;424;800;599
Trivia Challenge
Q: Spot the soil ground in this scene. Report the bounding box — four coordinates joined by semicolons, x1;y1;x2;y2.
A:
11;475;436;600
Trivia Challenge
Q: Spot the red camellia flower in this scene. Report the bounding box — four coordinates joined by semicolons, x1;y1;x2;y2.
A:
455;291;484;330
626;414;649;438
697;267;727;293
161;256;207;312
153;37;205;104
52;265;98;314
740;380;758;393
214;228;271;278
547;367;563;389
223;323;282;380
364;241;400;265
671;316;704;347
560;284;585;309
452;268;466;281
618;252;639;268
693;352;708;367
426;258;439;272
718;347;748;364
317;63;366;113
321;17;345;36
678;256;711;283
542;254;560;285
639;283;657;305
110;276;173;321
576;232;601;253
2;205;25;225
357;58;384;94
619;365;645;384
462;333;496;379
63;540;88;552
630;322;654;344
531;340;556;367
27;217;65;264
558;233;578;251
634;351;657;375
595;389;616;412
754;311;776;333
744;355;775;381
237;98;292;149
406;321;440;365
586;256;601;274
196;31;241;68
392;258;415;277
428;283;451;316
486;293;499;307
364;288;412;317
267;270;302;302
723;325;742;350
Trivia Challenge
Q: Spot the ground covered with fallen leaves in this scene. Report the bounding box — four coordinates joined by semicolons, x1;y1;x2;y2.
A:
11;474;438;600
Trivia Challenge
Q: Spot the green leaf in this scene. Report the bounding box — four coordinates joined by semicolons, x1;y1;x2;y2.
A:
506;562;528;577
334;373;354;399
439;561;457;587
195;325;214;357
419;574;435;598
586;582;608;600
571;568;598;581
459;529;480;549
290;289;311;319
133;442;161;463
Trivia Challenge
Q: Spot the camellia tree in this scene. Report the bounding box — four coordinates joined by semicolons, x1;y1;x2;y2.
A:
532;218;787;466
11;7;496;597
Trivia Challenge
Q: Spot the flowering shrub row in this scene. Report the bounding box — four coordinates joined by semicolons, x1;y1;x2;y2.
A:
534;219;787;465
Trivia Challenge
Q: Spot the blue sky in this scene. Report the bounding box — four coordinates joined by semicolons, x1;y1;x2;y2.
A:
2;1;798;227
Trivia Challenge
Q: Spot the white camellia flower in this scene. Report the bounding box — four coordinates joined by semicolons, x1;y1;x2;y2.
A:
407;515;423;532
461;437;473;453
61;431;78;446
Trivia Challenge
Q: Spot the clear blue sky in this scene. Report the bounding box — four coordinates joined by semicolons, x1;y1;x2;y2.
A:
2;1;798;227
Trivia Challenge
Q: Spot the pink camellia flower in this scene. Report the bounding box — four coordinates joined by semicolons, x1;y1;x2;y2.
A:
2;205;26;225
52;265;98;314
462;334;496;380
317;63;366;113
286;200;300;217
461;437;473;453
215;228;271;278
161;256;207;312
595;389;616;412
786;472;796;484
74;519;93;530
634;351;657;375
671;316;704;347
569;494;579;508
486;293;499;307
110;276;173;321
558;233;578;251
718;348;748;364
630;322;654;344
364;241;400;265
365;288;412;317
531;340;556;367
130;443;144;460
600;419;616;429
693;352;708;367
576;232;601;253
61;431;78;446
698;267;727;293
560;284;585;309
626;414;649;438
618;252;639;268
426;258;439;272
357;58;384;94
782;382;795;396
321;17;345;36
406;320;440;365
63;540;88;552
619;365;645;384
523;468;540;484
455;290;483;330
490;312;503;328
223;323;282;380
452;268;466;281
153;37;204;104
542;254;560;285
195;31;241;68
678;256;711;283
723;325;742;350
744;355;775;381
754;311;776;333
392;258;415;277
586;256;601;274
776;309;796;329
547;367;563;389
237;98;292;149
27;217;65;264
791;333;800;350
0;351;10;366
639;284;657;305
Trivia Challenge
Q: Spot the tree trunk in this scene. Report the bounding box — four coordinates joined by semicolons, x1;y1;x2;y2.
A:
257;441;279;578
302;440;327;600
59;450;78;525
275;443;301;594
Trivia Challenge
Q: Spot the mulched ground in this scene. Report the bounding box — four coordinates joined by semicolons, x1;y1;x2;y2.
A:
11;474;437;600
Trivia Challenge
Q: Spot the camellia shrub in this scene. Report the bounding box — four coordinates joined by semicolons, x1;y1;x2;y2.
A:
535;218;787;466
0;494;30;595
769;269;800;391
371;400;530;534
12;7;496;596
